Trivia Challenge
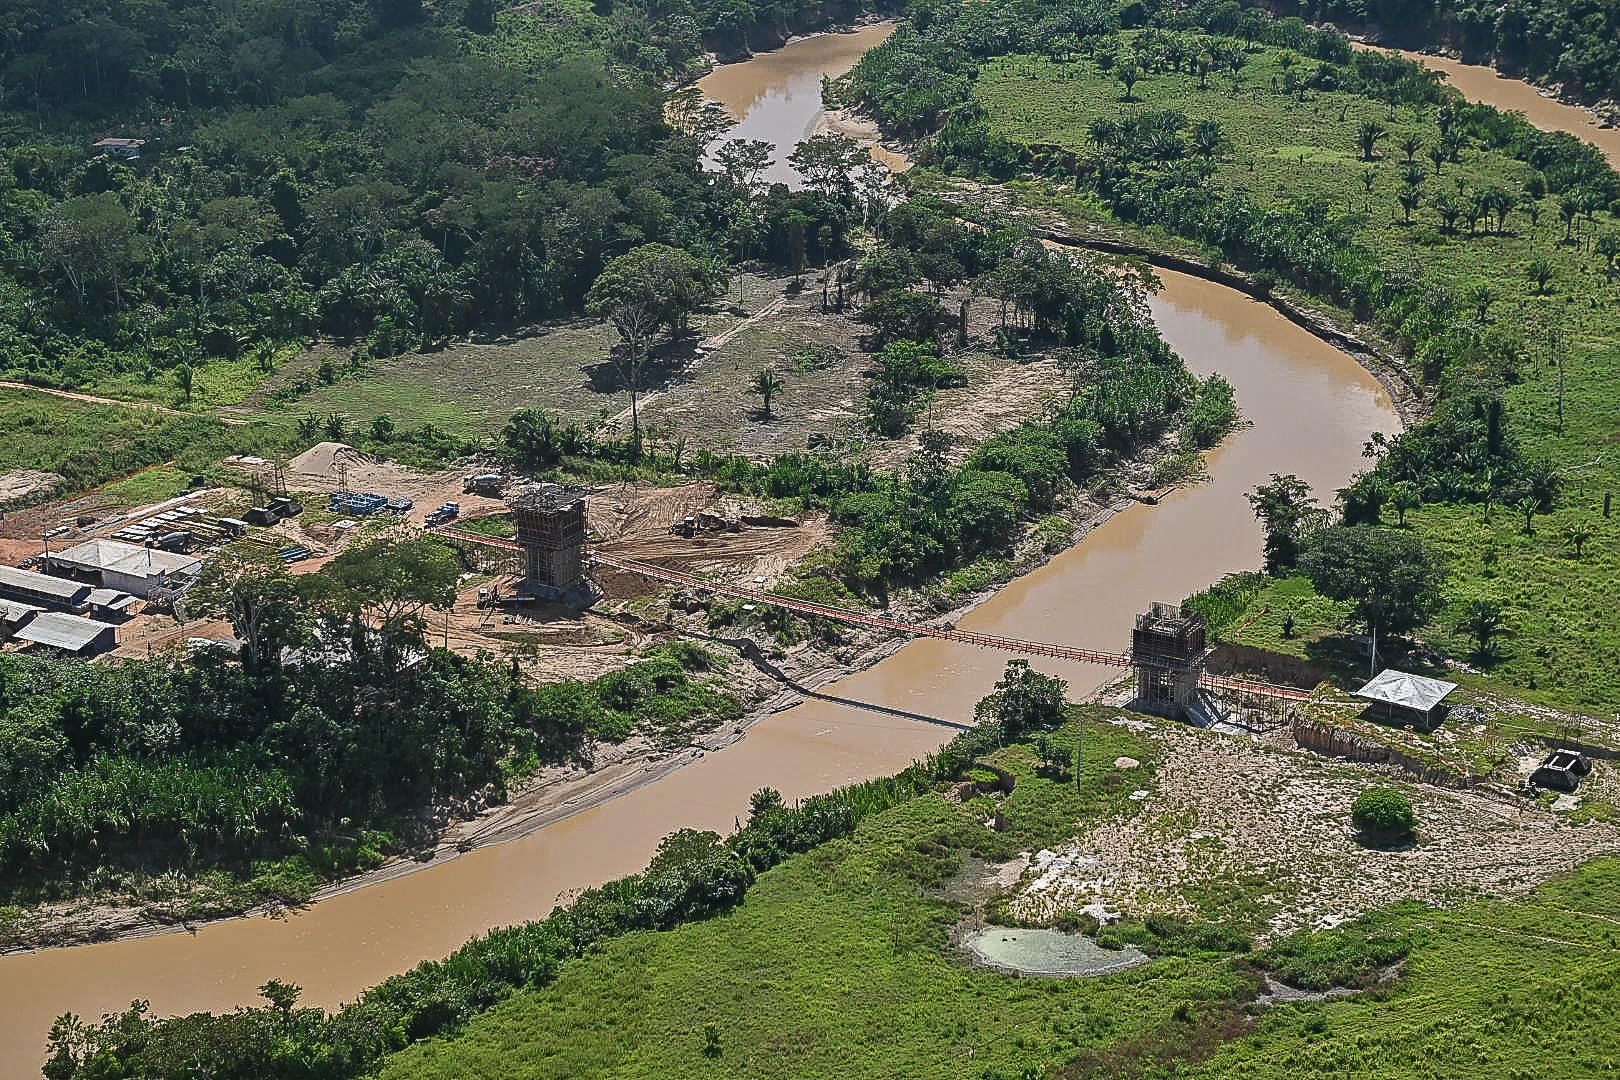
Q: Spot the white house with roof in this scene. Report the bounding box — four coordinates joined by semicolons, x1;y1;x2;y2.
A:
48;539;201;598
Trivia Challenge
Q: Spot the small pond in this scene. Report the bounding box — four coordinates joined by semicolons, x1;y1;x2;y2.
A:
964;928;1149;977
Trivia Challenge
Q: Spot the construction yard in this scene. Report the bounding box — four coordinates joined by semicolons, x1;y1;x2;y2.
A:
0;430;837;686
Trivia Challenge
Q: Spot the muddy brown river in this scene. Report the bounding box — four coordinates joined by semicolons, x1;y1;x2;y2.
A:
1358;43;1620;171
697;22;900;182
0;31;1407;1076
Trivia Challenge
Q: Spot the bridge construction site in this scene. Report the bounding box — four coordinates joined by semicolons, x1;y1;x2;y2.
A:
431;484;1314;715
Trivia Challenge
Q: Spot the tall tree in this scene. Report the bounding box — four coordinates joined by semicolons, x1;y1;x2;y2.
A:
188;546;310;671
974;659;1067;740
1300;525;1447;646
1246;473;1321;573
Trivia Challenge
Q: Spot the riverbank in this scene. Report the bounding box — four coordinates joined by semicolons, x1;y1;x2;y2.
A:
0;428;1177;955
1348;39;1620;172
0;25;1403;1072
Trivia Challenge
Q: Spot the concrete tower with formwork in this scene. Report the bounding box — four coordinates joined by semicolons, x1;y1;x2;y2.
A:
1131;602;1209;717
509;483;590;599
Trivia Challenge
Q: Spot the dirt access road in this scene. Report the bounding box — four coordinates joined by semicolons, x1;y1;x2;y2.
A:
0;381;249;424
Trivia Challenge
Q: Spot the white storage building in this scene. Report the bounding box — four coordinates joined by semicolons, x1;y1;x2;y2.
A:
48;540;202;599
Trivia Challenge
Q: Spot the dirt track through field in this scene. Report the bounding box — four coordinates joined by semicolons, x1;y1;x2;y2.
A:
0;381;249;423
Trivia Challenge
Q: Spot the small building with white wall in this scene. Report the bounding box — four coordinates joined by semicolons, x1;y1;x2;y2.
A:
48;539;202;599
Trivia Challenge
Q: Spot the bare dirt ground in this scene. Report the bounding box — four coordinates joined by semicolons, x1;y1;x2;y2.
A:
590;481;831;597
0;492;121;541
633;268;1080;468
0;469;62;507
1008;716;1620;940
221;446;509;528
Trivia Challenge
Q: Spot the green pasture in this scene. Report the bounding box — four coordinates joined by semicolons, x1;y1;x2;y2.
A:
380;706;1620;1079
976;37;1620;715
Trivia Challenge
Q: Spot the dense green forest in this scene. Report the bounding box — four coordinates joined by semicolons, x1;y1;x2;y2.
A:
0;0;879;404
1254;0;1620;104
0;535;740;926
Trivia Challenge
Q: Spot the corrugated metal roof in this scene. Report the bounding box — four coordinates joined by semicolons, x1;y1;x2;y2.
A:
89;589;139;611
0;599;43;625
13;611;115;651
0;564;92;601
51;539;201;579
1354;669;1458;713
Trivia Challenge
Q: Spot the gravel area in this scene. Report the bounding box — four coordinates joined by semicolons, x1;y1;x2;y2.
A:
1010;720;1620;939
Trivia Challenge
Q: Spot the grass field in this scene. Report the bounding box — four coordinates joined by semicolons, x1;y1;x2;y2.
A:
972;38;1620;715
245;320;627;437
0;390;295;503
379;705;1620;1080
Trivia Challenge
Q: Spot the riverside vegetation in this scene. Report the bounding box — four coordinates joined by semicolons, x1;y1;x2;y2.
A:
41;668;1620;1079
0;537;742;943
1;194;1231;936
845;0;1620;714
18;0;1620;1075
3;0;1237;941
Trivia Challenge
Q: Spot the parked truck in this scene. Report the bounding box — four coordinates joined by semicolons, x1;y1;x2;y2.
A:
464;473;504;496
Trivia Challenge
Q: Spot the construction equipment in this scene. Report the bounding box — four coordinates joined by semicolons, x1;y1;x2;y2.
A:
464;473;505;496
425;502;461;526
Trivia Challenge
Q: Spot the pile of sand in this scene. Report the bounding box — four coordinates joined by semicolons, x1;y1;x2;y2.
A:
288;442;381;476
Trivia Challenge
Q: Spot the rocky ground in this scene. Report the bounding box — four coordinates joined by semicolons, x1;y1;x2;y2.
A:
1007;716;1620;939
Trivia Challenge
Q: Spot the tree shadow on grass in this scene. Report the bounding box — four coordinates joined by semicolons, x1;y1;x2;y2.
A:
1303;632;1452;685
580;335;705;396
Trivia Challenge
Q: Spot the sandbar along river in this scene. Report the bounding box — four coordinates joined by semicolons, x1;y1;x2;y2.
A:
0;28;1399;1076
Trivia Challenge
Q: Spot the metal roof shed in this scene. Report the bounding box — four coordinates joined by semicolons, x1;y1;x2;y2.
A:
0;599;43;628
0;565;93;611
1353;669;1458;729
48;539;202;597
13;612;117;654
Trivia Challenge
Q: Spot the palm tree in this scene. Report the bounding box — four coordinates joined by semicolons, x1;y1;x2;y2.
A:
1480;465;1503;522
1087;116;1119;152
1465;282;1495;322
1433;191;1461;233
1426;143;1446;175
1459;599;1511;660
1388;482;1420;527
175;362;197;404
1558;194;1580;242
1192;119;1226;162
749;368;784;419
1525;257;1555;295
1398;133;1423;164
1513;494;1539;535
1118;61;1141;101
1397;185;1422;225
1479;186;1514;233
1597;232;1620;275
1564;521;1594;558
1357;120;1389;161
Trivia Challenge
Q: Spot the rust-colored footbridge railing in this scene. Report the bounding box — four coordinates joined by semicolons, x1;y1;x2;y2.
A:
428;526;1313;702
586;551;1314;703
